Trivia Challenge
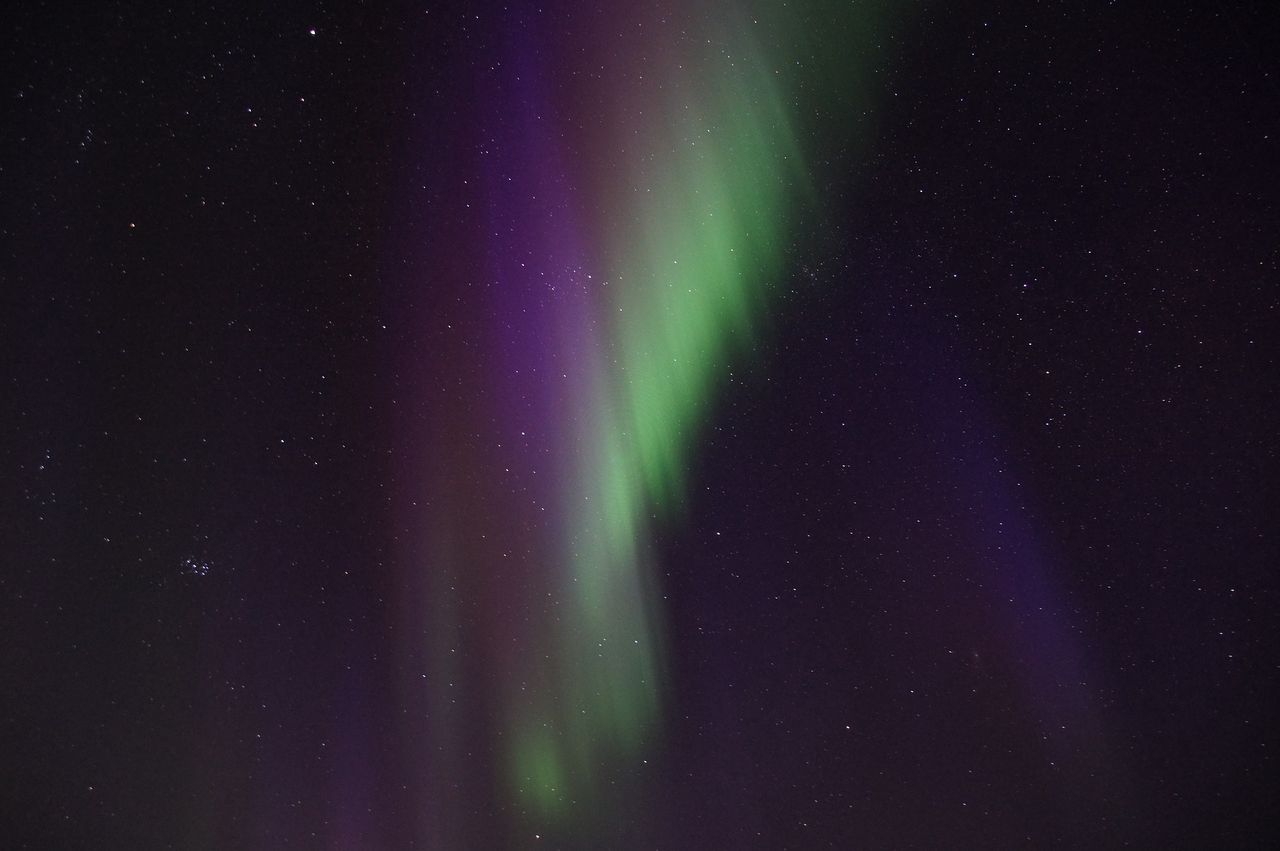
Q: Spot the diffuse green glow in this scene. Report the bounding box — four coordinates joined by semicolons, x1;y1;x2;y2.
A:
504;3;901;827
507;24;806;819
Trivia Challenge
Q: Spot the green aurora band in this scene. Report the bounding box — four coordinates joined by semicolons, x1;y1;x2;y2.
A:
426;0;907;836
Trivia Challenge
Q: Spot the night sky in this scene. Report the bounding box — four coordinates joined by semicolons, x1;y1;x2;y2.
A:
2;2;1277;849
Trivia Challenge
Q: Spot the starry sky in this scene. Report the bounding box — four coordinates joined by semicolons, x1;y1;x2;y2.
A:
2;1;1277;849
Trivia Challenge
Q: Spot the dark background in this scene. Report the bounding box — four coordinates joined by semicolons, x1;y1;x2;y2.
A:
2;1;1276;848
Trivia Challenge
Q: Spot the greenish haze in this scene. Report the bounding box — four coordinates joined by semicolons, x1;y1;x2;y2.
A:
504;1;907;830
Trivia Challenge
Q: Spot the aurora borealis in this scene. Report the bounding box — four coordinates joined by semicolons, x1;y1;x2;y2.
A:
406;2;903;838
5;1;1278;848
